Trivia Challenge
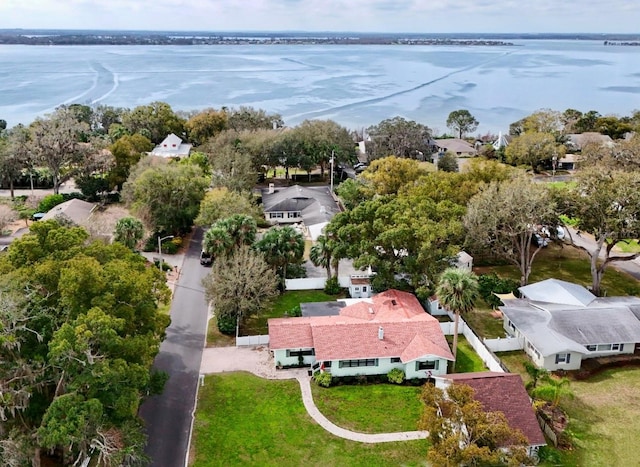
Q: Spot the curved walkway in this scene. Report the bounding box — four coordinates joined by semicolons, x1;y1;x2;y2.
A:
200;346;428;443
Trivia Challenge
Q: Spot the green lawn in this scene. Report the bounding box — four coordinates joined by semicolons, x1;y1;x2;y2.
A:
495;351;640;466
463;303;506;339
240;289;340;336
475;245;640;297
311;383;423;433
449;335;487;373
615;239;640;253
192;372;428;467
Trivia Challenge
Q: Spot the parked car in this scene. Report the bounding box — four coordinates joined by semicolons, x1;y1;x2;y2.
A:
200;250;213;266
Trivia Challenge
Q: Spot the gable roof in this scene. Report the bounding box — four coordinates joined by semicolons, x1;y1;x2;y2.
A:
433;138;477;155
150;133;192;157
41;199;96;225
269;290;454;362
519;279;595;307
262;185;341;226
567;132;614;150
443;372;546;446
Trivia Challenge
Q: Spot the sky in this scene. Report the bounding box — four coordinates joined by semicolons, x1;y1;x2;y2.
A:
0;0;639;34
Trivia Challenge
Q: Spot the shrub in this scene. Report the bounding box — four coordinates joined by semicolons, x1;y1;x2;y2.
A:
285;262;307;279
38;194;65;212
387;368;405;384
478;273;519;308
162;238;180;254
314;372;332;388
285;305;302;317
324;276;341;295
217;314;237;335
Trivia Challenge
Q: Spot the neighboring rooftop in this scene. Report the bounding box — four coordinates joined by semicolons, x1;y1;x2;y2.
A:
150;133;192;158
519;278;596;307
433;138;477;155
41;198;96;225
566;132;614;150
442;372;546;447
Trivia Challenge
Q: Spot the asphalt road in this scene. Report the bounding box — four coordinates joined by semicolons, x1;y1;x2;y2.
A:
139;228;210;467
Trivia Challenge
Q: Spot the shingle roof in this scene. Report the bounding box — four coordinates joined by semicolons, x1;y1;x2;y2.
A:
444;372;546;446
501;280;640;356
261;185;341;226
434;138;477;154
519;279;595;307
41;199;96;225
268;290;454;362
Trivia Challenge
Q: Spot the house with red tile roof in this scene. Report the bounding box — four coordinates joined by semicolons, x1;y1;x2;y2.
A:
435;372;546;456
268;290;454;378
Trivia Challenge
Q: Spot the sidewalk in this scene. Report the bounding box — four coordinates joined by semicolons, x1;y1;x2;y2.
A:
199;346;428;443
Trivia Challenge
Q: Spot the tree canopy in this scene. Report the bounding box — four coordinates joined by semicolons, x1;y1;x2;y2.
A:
366;116;432;160
446;109;479;138
464;177;558;286
420;383;532;467
0;220;170;465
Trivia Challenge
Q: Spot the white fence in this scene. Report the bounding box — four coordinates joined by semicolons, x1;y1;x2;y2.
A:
484;336;525;352
236;335;269;346
285;276;351;290
441;312;506;373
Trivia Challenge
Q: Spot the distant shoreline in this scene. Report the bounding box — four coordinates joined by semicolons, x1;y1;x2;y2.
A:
0;30;639;46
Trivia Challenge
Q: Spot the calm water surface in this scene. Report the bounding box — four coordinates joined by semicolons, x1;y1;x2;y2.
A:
0;40;638;133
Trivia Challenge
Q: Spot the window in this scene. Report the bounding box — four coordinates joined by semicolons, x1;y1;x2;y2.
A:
338;359;378;368
597;344;612;352
612;343;623;351
286;349;315;358
362;286;367;292
555;353;571;364
416;360;439;371
586;345;596;351
323;361;332;368
390;357;401;363
287;212;300;218
527;341;541;359
354;286;360;291
269;212;284;219
508;320;516;331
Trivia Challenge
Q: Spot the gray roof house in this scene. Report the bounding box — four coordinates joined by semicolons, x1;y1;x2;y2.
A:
566;132;614;151
261;184;342;240
500;279;640;371
433;138;478;157
150;133;192;158
41;199;97;226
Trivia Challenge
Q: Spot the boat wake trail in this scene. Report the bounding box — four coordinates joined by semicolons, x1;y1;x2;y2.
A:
287;51;513;121
89;62;119;104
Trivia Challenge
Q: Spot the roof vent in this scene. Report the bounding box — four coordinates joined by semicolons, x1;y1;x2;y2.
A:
391;299;397;306
268;183;275;194
368;307;374;314
378;326;384;340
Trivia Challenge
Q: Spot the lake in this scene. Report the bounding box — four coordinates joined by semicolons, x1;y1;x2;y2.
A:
0;40;638;133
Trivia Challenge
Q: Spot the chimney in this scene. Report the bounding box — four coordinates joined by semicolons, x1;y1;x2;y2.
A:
378;326;384;340
268;183;275;194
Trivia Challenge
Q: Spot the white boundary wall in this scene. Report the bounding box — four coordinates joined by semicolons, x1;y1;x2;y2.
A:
441;311;506;373
285;276;351;290
484;336;525;352
236;335;269;346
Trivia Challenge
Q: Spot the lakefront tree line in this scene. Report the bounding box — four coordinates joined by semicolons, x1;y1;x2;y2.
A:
1;100;640;465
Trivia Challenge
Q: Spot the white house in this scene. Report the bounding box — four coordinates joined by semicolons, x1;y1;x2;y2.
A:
500;279;640;371
150;133;192;158
41;199;97;225
268;290;454;378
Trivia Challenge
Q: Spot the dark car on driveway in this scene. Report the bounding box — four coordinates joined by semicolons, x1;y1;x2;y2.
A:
199;250;212;266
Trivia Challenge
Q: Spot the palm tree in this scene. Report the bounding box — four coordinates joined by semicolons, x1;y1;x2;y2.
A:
255;226;305;287
436;267;479;371
220;214;257;247
532;375;574;408
310;235;332;279
203;225;234;259
113;217;145;250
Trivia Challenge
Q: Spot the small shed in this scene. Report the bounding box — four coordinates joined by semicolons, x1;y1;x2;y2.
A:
349;274;372;299
456;251;473;271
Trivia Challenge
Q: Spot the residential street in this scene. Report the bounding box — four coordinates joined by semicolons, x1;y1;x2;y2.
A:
139;228;210;467
566;227;640;281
